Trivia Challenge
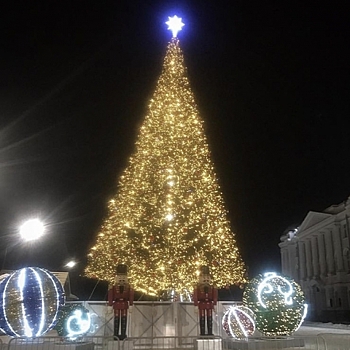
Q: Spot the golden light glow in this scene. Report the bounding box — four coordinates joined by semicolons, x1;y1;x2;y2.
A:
85;38;246;295
243;273;306;336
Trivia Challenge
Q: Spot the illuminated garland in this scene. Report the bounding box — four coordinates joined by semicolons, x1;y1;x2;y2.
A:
0;267;65;337
243;272;307;336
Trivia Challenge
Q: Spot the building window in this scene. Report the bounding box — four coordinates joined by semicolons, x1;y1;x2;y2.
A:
343;224;348;239
330;298;333;307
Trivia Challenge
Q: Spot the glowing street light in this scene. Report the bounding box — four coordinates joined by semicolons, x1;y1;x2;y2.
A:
19;219;45;242
1;218;45;270
65;260;77;269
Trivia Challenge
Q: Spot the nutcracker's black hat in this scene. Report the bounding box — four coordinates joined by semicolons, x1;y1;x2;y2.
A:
200;265;210;275
116;264;128;274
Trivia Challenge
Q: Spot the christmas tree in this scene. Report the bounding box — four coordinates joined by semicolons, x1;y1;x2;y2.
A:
85;17;246;296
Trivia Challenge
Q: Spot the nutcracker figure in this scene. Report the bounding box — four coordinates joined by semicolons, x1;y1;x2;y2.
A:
108;264;134;340
193;265;218;336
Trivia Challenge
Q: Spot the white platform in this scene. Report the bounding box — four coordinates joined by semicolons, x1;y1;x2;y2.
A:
223;337;305;350
194;338;222;350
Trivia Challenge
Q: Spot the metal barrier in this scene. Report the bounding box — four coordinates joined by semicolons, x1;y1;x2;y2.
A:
67;301;241;339
7;336;115;350
119;336;223;350
3;333;350;350
5;336;224;350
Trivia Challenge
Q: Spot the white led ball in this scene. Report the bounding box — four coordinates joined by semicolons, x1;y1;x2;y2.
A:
0;267;65;337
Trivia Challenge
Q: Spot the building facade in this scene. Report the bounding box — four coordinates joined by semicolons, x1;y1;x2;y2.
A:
279;197;350;322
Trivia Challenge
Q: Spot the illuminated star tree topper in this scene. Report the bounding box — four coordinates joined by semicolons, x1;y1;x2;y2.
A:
166;15;185;37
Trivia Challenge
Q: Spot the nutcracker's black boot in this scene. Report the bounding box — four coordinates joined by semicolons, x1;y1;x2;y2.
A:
114;316;120;339
207;315;213;336
199;316;206;336
120;316;127;340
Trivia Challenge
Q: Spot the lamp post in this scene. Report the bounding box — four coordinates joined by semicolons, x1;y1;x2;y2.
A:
65;260;77;269
1;247;8;271
1;218;45;270
19;219;45;242
19;218;45;267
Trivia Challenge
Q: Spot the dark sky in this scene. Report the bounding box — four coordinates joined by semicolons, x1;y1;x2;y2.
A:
0;1;350;299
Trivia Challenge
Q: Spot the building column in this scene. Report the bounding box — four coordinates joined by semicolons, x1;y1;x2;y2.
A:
324;230;335;275
317;232;327;276
281;248;288;275
299;241;306;280
305;239;313;279
311;236;319;278
332;224;344;272
290;241;298;281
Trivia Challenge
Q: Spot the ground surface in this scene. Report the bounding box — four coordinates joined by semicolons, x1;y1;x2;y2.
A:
295;322;350;336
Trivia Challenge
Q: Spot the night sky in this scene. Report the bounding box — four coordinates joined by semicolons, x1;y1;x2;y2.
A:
1;1;350;299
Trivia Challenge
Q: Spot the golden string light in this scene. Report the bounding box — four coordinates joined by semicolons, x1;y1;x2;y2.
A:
243;273;307;336
85;38;246;296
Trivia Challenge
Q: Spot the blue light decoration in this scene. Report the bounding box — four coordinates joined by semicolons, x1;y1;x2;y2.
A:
165;15;185;38
243;272;307;336
0;267;65;337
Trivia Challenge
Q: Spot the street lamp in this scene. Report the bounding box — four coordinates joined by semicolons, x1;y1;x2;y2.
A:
1;218;45;270
19;219;45;242
65;260;77;269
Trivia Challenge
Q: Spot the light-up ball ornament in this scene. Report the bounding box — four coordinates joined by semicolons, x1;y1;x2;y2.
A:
243;272;307;337
222;305;255;338
0;267;65;337
54;304;92;339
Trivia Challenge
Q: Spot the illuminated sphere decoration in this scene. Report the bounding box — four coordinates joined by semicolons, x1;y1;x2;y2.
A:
54;304;92;340
243;272;307;337
222;305;255;338
0;267;65;337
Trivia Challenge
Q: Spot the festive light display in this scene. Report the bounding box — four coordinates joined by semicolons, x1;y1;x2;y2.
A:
243;272;307;336
54;304;92;340
222;305;255;338
166;15;185;37
85;22;246;296
0;267;65;337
